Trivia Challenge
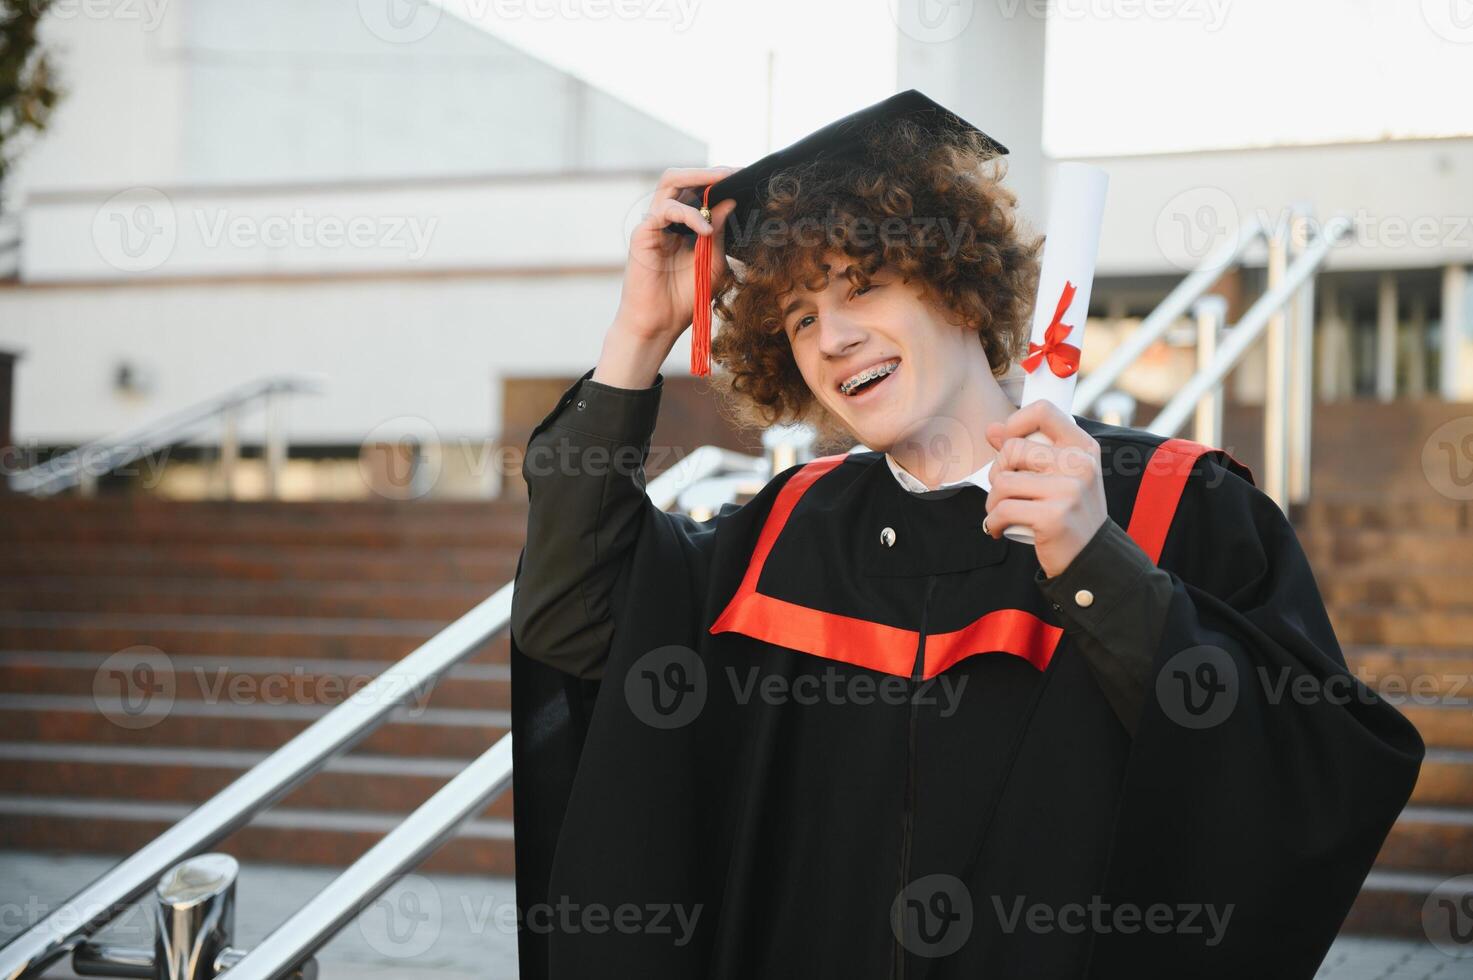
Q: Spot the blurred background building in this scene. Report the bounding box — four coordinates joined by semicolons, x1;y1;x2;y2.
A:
1;1;1471;976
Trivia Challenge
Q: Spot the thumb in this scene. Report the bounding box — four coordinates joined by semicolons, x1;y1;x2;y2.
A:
709;198;738;279
985;421;1005;450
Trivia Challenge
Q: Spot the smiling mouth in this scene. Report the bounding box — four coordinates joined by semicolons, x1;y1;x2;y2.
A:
838;359;901;397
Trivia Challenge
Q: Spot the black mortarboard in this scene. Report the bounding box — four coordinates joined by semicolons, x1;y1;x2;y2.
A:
664;89;1009;376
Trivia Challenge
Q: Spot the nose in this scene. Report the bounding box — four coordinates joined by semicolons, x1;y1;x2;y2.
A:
815;308;866;359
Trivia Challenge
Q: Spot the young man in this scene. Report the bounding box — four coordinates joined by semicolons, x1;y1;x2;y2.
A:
509;91;1423;979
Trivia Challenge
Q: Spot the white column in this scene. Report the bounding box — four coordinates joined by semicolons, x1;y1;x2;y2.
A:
1376;272;1398;402
1443;264;1471;400
1407;293;1428;398
1318;282;1351;401
896;0;1046;229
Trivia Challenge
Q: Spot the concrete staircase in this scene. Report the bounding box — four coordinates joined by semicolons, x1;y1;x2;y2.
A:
1;397;1471;938
0;497;524;876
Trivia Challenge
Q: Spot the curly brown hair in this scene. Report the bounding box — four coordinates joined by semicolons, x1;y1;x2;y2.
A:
706;114;1044;448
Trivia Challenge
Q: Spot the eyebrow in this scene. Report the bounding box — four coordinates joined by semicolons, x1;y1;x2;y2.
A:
779;263;864;320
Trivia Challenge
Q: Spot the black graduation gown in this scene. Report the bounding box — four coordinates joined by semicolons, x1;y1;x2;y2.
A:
509;369;1424;980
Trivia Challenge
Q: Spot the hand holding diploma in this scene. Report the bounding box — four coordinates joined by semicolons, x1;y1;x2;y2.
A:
981;400;1108;579
979;162;1109;555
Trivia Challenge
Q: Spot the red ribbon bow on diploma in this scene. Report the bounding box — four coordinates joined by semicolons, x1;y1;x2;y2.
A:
1021;280;1082;379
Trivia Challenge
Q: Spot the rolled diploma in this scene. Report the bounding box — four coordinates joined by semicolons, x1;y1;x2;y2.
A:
980;162;1110;543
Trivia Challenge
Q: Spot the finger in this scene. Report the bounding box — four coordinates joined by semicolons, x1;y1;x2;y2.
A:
996;436;1059;475
999;400;1091;451
652;166;740;207
987;469;1073;502
647;197;716;236
983;498;1051;538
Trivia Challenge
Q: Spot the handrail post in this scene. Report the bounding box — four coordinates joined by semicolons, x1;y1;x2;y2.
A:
1191;296;1228;450
264;389;287;500
1287;207;1317;505
1263;217;1291;509
219;407;240;501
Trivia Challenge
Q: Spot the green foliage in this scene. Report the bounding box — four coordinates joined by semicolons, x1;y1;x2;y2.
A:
0;0;63;217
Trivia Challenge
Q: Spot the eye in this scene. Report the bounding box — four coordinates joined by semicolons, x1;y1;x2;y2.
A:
852;282;881;298
793;314;817;333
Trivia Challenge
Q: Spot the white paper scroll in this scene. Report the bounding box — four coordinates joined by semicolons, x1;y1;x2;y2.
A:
980;162;1110;544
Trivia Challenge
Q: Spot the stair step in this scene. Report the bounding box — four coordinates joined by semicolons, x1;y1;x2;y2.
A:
1320;573;1473;609
0;742;513;818
1375;806;1473;875
0;579;494;619
0;612;509;661
0;651;510;710
1294;499;1472;531
0;547;517;583
1300;529;1473;567
1342;869;1473;940
0;796;515;876
1401;705;1473;749
0;696;506;758
1412;750;1473;807
1328;606;1473;649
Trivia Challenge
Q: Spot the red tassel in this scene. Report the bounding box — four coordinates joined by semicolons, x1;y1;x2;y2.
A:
691;184;714;377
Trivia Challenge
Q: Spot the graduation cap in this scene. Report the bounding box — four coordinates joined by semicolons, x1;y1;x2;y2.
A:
664;89;1010;377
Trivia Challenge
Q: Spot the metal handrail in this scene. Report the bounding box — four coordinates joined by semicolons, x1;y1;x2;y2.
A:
1146;213;1351;507
1147;214;1351;438
0;442;767;980
6;375;323;497
1074;215;1267;417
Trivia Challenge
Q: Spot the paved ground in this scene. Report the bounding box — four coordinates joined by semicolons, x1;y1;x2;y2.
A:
1;851;1469;978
